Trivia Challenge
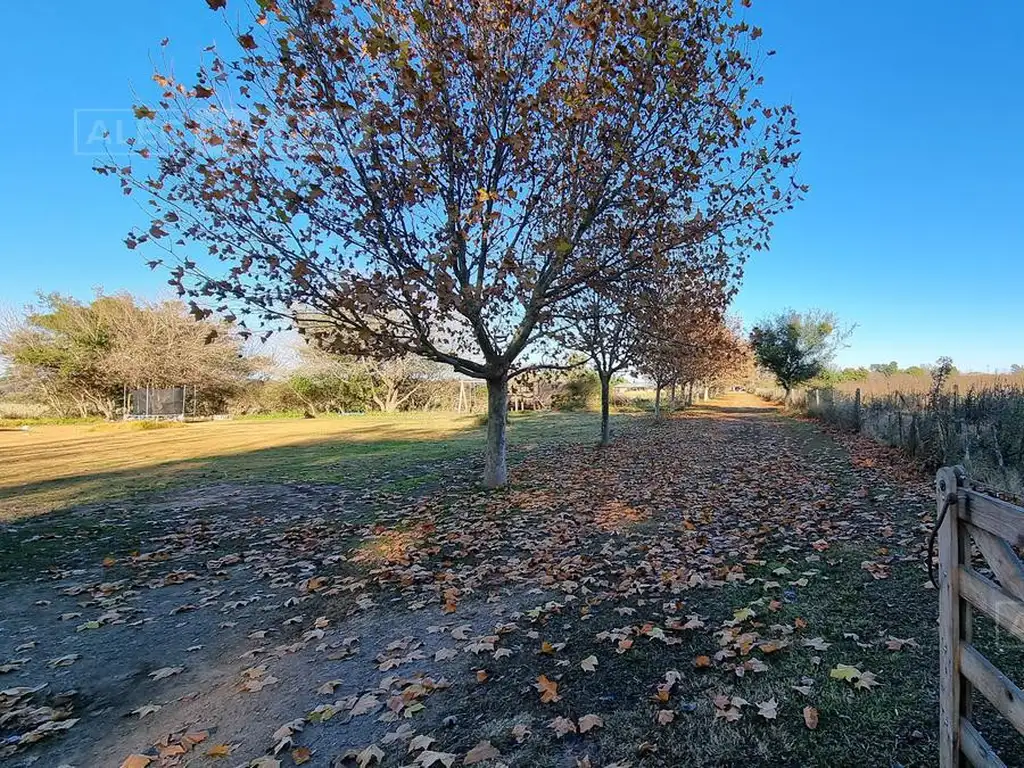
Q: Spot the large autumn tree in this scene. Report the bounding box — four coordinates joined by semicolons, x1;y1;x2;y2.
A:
100;0;803;486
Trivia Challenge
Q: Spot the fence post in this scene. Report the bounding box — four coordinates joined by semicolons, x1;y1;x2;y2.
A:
937;466;967;767
854;388;862;432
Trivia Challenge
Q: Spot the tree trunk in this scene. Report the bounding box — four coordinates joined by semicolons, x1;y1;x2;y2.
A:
784;386;792;405
599;373;611;446
484;376;509;488
669;382;676;404
654;384;662;419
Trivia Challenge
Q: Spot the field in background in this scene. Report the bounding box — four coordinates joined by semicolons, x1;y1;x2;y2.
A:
829;371;1024;398
0;411;604;520
762;372;1024;495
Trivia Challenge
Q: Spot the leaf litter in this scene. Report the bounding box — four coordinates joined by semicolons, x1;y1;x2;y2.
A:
0;398;947;765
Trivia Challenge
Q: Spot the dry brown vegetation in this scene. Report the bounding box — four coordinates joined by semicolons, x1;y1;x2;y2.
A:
775;372;1024;496
828;371;1024;398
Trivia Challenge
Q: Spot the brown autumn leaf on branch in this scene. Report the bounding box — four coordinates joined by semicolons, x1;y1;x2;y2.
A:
102;0;804;490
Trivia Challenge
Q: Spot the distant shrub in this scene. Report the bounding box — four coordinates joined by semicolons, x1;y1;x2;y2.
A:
552;369;601;411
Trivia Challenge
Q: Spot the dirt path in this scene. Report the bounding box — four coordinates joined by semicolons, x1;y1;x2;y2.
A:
2;395;966;767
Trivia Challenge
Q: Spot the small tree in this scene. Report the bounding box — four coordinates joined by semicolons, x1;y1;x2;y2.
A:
870;361;900;377
930;356;956;406
559;280;644;444
100;0;804;486
750;310;848;403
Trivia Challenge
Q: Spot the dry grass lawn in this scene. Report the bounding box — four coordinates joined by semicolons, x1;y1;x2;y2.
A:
2;414;474;484
0;411;600;520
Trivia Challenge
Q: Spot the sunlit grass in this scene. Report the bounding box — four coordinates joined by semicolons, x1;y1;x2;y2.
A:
0;411;606;520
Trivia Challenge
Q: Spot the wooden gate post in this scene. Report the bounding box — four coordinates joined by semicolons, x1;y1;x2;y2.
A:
937;465;968;767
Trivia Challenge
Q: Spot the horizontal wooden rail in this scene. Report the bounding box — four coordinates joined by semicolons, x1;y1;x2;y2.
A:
960;490;1024;548
967;523;1024;602
960;643;1024;737
961;719;1007;768
959;567;1024;644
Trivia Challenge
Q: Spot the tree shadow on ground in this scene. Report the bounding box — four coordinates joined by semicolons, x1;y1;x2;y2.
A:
0;411;603;522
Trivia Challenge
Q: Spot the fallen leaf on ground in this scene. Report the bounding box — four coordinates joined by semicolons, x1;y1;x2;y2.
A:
549;716;577;737
464;740;501;763
409;734;436;752
757;698;778;719
148;666;184;681
356;744;384;767
416;751;457;767
48;654;81;667
855;670;882;690
317;680;343;694
886;636;918;651
535;675;560;703
830;663;861;682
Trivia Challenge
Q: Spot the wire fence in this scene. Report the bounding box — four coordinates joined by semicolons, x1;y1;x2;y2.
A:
770;383;1024;495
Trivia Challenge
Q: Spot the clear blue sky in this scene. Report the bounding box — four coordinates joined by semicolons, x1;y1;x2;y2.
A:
1;1;1021;371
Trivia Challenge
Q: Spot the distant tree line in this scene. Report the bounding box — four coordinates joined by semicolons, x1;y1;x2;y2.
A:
814;361;948;385
0;293;256;418
1;293;752;423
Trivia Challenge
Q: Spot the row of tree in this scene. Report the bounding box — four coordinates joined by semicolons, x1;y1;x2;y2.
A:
0;292;750;421
96;0;804;486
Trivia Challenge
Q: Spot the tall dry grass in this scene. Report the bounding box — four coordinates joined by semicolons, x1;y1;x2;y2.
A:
827;371;1024;399
790;373;1024;496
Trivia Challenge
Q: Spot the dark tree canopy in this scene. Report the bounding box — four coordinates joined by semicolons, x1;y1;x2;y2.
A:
99;0;804;484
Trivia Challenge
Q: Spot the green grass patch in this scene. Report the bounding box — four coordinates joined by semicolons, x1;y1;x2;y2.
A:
0;411;614;519
436;543;965;767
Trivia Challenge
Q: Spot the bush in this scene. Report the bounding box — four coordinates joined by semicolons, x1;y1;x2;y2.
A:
552;369;601;411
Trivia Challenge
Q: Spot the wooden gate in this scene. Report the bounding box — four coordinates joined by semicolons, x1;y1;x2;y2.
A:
935;466;1024;767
